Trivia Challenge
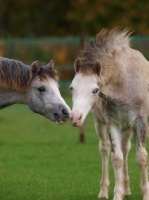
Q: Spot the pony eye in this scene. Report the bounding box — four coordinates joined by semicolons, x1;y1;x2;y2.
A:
92;88;99;94
69;86;73;91
37;87;46;92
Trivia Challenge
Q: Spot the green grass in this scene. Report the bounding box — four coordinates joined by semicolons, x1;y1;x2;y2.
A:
0;96;148;200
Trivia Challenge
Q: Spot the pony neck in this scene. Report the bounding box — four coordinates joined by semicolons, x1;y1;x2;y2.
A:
0;88;26;109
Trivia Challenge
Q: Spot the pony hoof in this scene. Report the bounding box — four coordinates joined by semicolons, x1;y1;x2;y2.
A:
143;196;149;200
113;194;123;200
98;190;108;199
124;188;131;196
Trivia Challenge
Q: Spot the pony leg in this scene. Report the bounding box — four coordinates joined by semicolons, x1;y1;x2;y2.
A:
98;135;110;199
94;120;110;199
121;130;132;196
134;117;149;200
136;146;149;200
110;126;124;200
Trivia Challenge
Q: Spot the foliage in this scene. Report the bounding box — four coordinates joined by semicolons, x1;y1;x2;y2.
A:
1;0;149;38
0;96;149;199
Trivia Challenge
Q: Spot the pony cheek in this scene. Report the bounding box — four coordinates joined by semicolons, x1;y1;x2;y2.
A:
92;95;100;109
26;94;43;114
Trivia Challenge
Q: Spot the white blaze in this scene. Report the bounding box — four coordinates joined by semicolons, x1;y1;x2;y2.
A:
71;73;99;126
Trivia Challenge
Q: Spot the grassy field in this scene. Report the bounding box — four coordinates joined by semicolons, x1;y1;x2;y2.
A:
0;95;148;200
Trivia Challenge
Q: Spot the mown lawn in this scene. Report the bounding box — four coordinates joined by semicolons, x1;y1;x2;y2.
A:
0;96;148;200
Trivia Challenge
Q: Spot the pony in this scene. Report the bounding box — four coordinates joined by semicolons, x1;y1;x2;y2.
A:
0;57;70;124
70;28;149;200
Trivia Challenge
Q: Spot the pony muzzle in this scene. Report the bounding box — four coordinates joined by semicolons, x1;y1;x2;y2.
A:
71;111;82;127
54;108;70;124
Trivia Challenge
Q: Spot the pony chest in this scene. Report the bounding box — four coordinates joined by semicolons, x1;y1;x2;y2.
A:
99;93;135;129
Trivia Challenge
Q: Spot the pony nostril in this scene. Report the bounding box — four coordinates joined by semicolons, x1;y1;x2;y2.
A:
79;114;82;120
62;109;69;116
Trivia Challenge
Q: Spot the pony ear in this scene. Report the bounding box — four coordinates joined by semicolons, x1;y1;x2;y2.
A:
74;58;82;73
46;60;54;69
94;60;102;76
31;61;41;77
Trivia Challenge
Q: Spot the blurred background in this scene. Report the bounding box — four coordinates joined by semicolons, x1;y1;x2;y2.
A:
0;0;149;94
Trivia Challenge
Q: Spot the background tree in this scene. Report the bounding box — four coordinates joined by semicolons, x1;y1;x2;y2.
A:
1;0;149;38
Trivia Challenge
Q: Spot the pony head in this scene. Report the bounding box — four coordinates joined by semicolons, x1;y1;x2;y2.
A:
70;58;101;126
26;60;71;124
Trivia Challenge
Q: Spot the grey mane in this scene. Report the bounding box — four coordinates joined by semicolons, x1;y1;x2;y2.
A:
0;57;31;92
0;57;58;92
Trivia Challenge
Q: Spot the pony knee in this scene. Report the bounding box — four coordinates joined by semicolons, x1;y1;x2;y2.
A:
136;147;148;169
99;140;110;155
112;152;123;168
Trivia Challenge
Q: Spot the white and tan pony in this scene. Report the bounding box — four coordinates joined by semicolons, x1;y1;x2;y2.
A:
70;28;149;200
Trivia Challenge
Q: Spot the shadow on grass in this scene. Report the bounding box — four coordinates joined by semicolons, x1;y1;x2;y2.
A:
123;194;142;200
